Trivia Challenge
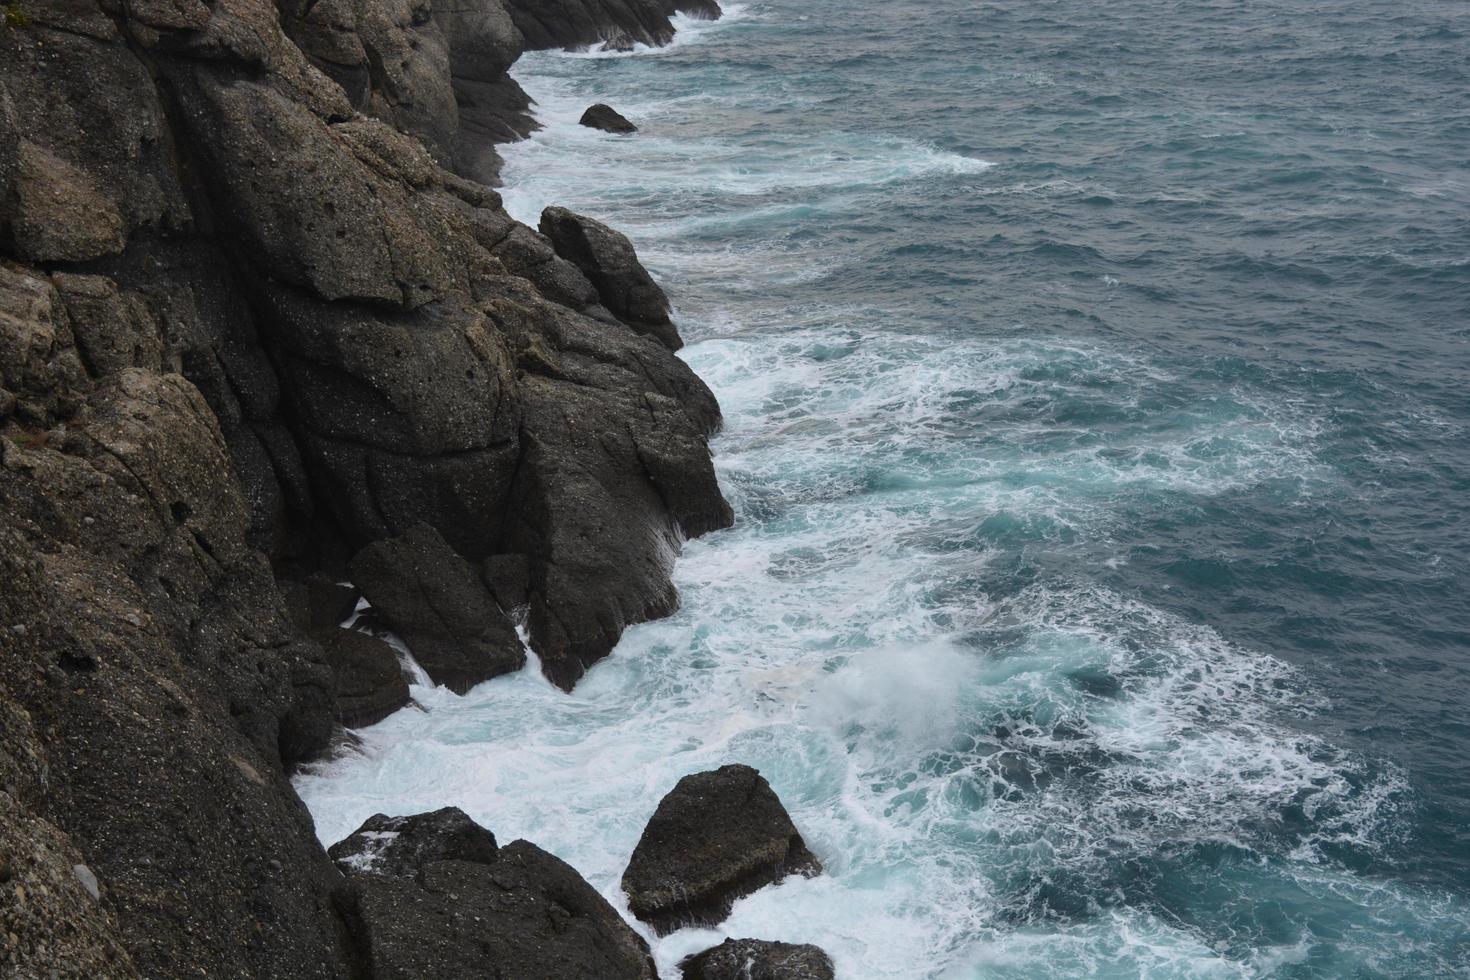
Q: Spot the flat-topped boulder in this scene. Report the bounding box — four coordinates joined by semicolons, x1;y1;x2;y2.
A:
622;764;822;934
681;939;836;980
580;103;638;133
331;808;658;979
349;524;524;693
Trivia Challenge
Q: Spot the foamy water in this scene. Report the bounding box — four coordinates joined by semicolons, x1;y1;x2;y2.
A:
298;1;1470;976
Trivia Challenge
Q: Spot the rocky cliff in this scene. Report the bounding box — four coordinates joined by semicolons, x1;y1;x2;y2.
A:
0;0;726;973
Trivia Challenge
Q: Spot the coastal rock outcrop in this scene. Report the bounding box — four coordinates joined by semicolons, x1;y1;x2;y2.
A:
315;628;414;727
331;807;659;979
506;0;722;51
0;0;727;969
350;523;526;693
681;939;837;980
581;102;639;133
622;765;822;934
540;205;684;350
0;340;351;976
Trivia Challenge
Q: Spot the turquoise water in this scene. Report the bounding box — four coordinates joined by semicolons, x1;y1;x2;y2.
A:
297;2;1470;975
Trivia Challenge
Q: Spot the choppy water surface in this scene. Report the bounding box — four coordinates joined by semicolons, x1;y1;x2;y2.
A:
298;1;1470;975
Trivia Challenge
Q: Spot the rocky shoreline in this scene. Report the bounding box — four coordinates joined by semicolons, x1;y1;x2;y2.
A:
0;0;828;974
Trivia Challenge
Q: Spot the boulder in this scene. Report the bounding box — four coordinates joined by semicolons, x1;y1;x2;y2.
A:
681;939;836;980
331;808;658;979
539;205;683;350
329;806;501;876
348;523;525;693
580;103;638;133
315;628;412;728
622;765;821;934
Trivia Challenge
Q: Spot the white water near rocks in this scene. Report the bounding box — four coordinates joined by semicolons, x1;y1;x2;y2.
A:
296;6;1467;977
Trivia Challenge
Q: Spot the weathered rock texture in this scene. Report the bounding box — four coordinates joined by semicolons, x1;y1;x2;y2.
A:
350;523;525;693
681;939;837;980
623;765;822;935
331;808;659;979
316;627;413;727
0;0;725;972
581;102;638;133
507;0;721;52
541;205;684;350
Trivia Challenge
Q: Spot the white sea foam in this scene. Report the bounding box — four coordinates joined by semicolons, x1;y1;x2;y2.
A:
294;8;1462;976
554;4;755;60
296;317;1411;976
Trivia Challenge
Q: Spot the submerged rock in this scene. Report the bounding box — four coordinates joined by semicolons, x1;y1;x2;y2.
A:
680;939;836;980
580;103;638;133
331;808;658;979
622;764;822;934
539;205;683;350
349;524;525;693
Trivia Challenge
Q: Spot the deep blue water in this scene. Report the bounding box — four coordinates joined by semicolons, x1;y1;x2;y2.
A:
300;1;1470;975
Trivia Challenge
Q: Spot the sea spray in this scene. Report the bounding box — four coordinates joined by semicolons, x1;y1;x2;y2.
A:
298;0;1470;975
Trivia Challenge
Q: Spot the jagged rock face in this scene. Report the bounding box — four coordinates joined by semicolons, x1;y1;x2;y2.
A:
540;205;684;350
680;939;837;980
622;765;822;934
0;292;352;975
331;808;660;979
279;0;537;185
506;0;721;51
581;102;638;133
0;0;730;970
1;0;730;683
349;523;525;692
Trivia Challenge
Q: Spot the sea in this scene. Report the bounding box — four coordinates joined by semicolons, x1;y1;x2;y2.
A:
295;1;1470;975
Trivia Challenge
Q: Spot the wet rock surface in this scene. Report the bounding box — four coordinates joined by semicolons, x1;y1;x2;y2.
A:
315;628;413;728
332;807;659;979
581;102;639;132
681;939;837;980
506;0;722;51
623;765;823;934
350;524;526;693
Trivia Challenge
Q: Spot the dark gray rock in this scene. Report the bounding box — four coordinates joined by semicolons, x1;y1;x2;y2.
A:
328;807;501;876
581;103;638;133
539;205;683;349
623;765;822;934
681;939;836;980
349;523;525;693
315;628;412;728
482;552;532;611
503;333;732;688
331;808;658;979
279;574;360;633
505;0;721;51
0;0;735;970
0;363;354;977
